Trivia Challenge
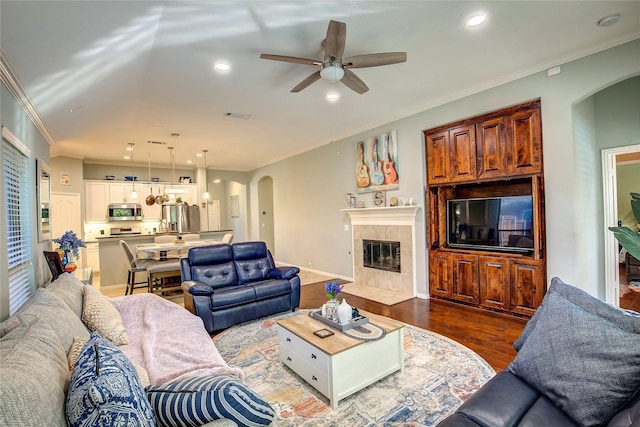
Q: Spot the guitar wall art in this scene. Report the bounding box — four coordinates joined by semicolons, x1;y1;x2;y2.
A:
355;130;399;193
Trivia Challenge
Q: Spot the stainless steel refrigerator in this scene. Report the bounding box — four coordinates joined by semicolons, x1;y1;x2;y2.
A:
161;203;200;233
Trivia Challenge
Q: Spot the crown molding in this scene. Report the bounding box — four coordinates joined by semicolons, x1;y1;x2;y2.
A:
0;50;56;146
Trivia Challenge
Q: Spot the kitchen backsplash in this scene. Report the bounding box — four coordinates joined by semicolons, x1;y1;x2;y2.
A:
84;221;161;242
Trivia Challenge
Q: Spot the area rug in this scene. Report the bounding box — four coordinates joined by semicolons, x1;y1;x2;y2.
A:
629;281;640;293
213;311;495;427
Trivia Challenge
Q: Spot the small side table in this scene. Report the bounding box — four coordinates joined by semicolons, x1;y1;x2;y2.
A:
72;267;93;285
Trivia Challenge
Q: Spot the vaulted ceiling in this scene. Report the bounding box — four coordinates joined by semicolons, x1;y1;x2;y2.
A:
2;1;638;171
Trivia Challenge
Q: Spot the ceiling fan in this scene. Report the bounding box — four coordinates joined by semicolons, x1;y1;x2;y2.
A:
260;20;407;94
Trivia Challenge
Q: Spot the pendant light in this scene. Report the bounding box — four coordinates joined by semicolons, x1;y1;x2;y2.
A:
165;133;187;198
129;143;137;200
202;149;210;201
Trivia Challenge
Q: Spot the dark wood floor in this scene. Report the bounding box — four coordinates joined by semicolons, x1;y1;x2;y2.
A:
300;282;528;372
619;265;640;312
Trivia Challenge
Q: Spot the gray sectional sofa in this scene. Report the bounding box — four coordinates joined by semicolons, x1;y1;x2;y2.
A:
438;277;640;427
0;273;273;427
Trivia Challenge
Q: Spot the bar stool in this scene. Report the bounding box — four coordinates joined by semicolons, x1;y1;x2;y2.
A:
147;259;182;294
120;240;156;295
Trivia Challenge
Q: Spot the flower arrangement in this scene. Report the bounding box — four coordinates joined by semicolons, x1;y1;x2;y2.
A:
53;230;86;258
325;280;344;299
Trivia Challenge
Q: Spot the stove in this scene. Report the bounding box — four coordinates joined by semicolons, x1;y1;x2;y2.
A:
110;226;142;236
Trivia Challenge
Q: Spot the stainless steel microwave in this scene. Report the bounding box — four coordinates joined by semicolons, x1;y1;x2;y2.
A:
108;204;142;221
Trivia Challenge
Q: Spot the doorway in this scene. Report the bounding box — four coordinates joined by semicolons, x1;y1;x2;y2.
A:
258;176;275;256
602;144;640;307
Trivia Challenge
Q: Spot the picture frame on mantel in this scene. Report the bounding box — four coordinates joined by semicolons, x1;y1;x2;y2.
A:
355;130;399;194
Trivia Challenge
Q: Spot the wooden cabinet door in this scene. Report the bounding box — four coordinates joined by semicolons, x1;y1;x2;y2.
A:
426;131;449;185
429;252;452;298
479;256;509;310
452;253;479;303
506;107;542;176
449;125;477;182
509;259;544;316
476;117;507;179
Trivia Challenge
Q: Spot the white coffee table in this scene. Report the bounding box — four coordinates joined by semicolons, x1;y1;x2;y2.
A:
277;311;404;409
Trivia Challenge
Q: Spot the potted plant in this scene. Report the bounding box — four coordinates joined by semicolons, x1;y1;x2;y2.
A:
608;192;640;260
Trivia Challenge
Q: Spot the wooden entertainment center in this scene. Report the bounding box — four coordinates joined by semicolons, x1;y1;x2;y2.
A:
424;99;546;317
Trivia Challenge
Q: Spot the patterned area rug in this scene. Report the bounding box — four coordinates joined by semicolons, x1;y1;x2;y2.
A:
213;311;495;427
629;281;640;293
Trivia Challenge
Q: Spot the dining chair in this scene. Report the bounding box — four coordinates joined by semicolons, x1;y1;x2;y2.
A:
179;233;200;256
153;235;179;258
221;233;233;244
120;240;156;295
181;233;200;241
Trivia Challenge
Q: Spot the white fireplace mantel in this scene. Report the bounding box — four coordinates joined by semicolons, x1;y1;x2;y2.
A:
341;206;420;226
341;206;421;302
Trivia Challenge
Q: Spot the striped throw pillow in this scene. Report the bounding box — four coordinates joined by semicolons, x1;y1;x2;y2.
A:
146;376;274;427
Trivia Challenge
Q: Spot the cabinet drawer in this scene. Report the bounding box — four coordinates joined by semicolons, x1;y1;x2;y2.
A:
278;329;329;374
279;347;329;396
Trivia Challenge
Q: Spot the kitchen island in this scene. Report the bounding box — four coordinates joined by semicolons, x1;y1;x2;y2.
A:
97;230;232;287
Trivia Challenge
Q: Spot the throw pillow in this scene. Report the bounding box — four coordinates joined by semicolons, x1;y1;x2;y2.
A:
513;276;640;351
68;336;85;369
508;291;640;427
81;284;129;345
146;375;275;427
66;332;155;427
67;336;151;387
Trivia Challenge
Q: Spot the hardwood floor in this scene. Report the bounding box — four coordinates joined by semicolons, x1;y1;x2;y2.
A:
619;264;640;312
301;282;527;372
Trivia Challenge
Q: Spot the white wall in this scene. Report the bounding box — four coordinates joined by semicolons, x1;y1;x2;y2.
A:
248;39;640;299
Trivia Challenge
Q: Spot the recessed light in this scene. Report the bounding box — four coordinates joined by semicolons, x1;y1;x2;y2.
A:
326;91;340;102
213;179;221;184
466;13;487;27
186;160;193;165
196;153;203;158
597;14;620;27
214;61;231;72
124;155;130;160
126;145;133;151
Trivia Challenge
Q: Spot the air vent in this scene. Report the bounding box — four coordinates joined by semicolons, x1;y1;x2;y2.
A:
224;112;251;120
147;140;167;145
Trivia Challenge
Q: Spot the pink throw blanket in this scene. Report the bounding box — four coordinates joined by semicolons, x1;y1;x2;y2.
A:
110;293;244;385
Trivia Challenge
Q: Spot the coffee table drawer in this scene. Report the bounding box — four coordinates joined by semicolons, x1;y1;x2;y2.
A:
278;328;329;374
280;347;329;396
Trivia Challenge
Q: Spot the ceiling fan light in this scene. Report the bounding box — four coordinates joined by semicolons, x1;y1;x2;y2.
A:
320;65;344;82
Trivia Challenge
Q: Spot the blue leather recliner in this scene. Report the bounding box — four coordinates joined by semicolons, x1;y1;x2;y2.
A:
180;241;301;333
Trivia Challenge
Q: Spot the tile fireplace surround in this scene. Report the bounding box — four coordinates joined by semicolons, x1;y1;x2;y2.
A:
342;206;420;305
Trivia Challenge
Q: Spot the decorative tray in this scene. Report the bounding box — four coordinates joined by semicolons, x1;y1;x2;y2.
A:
309;310;369;331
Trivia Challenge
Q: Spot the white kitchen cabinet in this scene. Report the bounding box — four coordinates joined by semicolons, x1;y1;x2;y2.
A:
109;182;131;203
140;183;162;220
85;242;100;272
84;182;109;222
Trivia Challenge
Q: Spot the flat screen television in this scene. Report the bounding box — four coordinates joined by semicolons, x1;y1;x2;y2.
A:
446;195;534;253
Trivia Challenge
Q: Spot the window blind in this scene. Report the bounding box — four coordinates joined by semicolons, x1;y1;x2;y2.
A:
3;136;34;315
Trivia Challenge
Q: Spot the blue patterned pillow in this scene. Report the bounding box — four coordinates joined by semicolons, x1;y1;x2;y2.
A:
66;332;155;427
146;375;275;427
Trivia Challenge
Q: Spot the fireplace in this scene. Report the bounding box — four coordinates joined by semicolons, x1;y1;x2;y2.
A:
363;239;401;272
342;206;420;304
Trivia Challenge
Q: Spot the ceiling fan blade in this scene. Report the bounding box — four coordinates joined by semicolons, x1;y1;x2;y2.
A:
260;54;321;66
324;20;346;59
343;52;407;68
341;69;369;94
291;70;322;92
